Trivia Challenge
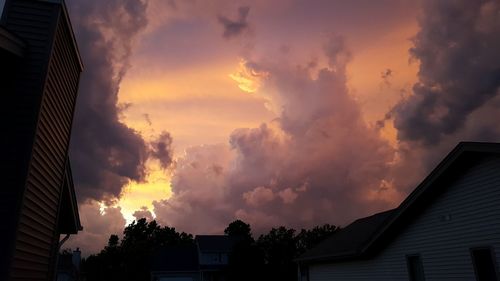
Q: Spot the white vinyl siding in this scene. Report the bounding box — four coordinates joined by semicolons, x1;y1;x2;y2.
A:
310;156;500;281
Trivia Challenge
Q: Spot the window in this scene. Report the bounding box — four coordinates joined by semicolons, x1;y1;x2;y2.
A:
0;0;5;19
406;254;425;281
299;265;309;281
471;247;499;281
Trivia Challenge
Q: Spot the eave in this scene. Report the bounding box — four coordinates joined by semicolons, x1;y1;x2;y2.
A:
0;26;25;57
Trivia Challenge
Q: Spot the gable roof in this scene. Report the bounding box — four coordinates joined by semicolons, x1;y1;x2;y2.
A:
57;160;82;234
195;235;238;253
298;209;396;262
297;142;500;263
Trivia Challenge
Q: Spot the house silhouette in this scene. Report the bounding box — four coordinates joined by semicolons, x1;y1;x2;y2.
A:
151;235;240;281
0;0;83;280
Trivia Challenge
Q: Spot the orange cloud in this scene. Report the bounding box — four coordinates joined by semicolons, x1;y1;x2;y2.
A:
118;160;172;224
230;59;269;93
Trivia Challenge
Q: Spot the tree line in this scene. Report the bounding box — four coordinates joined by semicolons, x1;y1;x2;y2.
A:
78;218;339;281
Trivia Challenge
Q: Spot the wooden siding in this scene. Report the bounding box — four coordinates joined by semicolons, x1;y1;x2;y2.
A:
309;155;500;281
0;1;81;280
0;1;57;279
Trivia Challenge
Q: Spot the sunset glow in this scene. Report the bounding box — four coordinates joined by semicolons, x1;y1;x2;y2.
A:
64;0;500;256
230;59;269;93
118;160;172;223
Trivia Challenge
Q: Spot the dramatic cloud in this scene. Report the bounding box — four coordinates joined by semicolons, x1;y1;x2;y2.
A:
66;202;126;256
218;6;250;39
243;186;275;207
66;0;500;254
150;131;174;170
153;144;236;234
133;206;154;221
67;0;150;202
392;0;500;145
154;36;399;234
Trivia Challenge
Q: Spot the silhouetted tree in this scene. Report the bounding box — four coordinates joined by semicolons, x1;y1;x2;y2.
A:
81;218;337;281
107;234;119;248
226;220;264;281
295;224;338;255
225;219;253;241
82;218;193;281
251;224;337;281
257;226;297;281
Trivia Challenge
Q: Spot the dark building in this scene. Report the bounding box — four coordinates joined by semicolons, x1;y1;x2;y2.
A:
151;244;201;281
196;235;238;281
56;248;81;281
151;235;239;281
0;0;83;280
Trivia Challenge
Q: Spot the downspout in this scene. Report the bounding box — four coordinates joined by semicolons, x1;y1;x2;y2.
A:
58;234;71;249
53;234;71;281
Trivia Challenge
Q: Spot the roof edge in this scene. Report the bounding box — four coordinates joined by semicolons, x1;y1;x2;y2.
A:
60;0;83;71
0;25;26;56
362;141;500;254
298;142;500;263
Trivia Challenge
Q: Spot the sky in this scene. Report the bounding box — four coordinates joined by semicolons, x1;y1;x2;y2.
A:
64;0;500;255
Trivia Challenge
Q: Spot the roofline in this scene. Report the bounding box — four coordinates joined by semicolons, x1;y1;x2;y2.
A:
296;209;397;263
60;0;83;71
2;0;83;69
298;142;500;263
67;161;82;231
362;142;500;254
295;252;359;263
59;160;82;234
0;25;26;56
36;0;83;71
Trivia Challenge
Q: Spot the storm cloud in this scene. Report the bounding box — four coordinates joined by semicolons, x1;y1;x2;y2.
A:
218;6;250;39
392;0;500;145
133;206;154;221
150;131;174;170
67;0;150;202
66;203;126;256
65;0;500;251
153;36;398;234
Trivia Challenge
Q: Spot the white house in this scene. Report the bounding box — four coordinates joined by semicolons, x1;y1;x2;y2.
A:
297;142;500;281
